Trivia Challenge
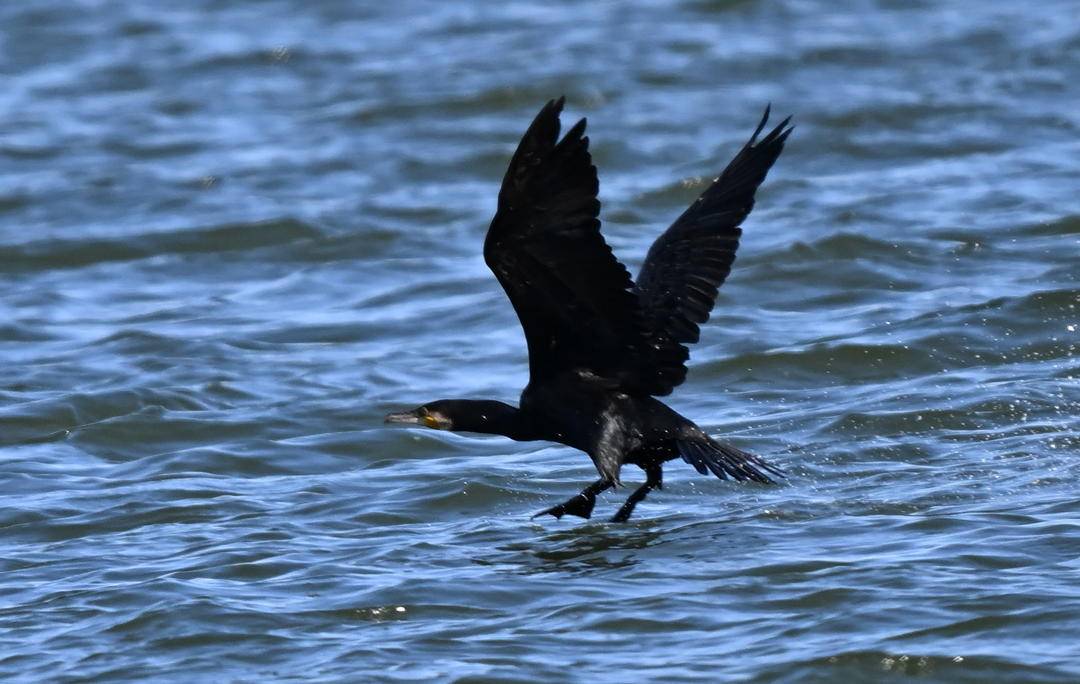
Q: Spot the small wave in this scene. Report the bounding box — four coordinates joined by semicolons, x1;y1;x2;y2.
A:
702;342;943;386
0;322;58;342
1020;214;1080;237
187;45;353;71
101;137;204;159
0;386;214;448
0;144;61;160
759;650;1076;683
0;193;32;215
0;217;323;272
344;84;596;126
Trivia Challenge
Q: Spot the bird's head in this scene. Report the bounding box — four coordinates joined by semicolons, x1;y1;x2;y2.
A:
384;399;523;437
383;401;455;430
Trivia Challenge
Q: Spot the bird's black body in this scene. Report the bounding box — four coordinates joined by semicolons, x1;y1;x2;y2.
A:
386;97;792;522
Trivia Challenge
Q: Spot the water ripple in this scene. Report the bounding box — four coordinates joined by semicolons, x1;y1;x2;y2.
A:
2;0;1079;681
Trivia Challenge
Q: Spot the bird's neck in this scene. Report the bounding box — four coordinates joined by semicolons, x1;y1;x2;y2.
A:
448;400;535;441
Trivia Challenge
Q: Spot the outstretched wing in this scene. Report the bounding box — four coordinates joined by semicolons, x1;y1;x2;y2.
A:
484;97;650;387
634;106;793;395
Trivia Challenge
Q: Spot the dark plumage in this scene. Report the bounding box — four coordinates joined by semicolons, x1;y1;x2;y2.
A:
385;97;792;522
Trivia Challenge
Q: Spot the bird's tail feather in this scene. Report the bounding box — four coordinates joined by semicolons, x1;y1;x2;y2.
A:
677;438;784;484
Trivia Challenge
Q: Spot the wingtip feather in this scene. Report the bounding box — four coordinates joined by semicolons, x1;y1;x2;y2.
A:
749;105;771;144
565;117;588;140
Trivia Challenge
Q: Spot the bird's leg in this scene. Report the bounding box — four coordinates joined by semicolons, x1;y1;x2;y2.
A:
532;478;614;520
610;465;663;523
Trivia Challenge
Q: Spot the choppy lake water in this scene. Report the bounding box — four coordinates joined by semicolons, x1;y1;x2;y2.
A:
2;1;1079;681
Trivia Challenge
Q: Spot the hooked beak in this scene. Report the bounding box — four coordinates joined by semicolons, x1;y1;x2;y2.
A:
384;411;421;425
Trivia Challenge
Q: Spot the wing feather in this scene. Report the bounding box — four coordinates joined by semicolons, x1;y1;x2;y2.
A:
484;98;651;388
634;107;793;394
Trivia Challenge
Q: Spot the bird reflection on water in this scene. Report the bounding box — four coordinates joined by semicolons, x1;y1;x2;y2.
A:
498;524;667;575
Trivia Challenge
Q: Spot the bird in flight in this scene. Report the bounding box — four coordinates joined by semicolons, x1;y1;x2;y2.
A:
386;97;792;522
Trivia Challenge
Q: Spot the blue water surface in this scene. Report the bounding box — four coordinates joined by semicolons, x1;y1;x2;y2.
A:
1;1;1078;681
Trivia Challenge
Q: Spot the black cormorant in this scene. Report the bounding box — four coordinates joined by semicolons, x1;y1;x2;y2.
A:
386;97;792;522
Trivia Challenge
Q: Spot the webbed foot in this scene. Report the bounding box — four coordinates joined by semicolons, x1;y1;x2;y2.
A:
531;478;614;521
532;493;597;520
